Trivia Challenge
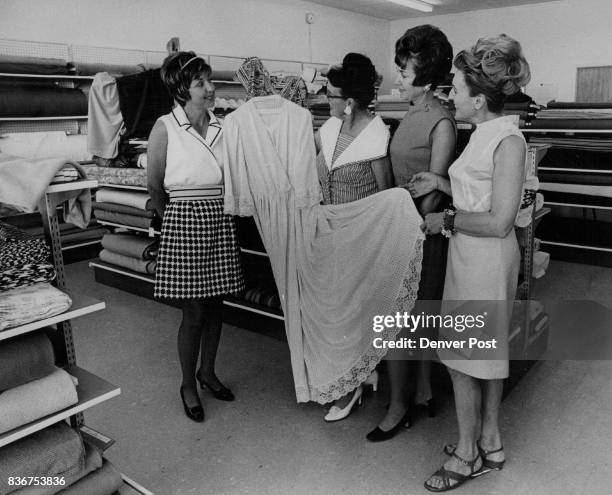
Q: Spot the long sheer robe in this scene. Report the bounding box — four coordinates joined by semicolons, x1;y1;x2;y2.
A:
222;95;424;403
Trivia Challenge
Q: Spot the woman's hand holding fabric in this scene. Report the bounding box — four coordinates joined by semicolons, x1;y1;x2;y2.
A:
408;171;438;198
421;212;444;235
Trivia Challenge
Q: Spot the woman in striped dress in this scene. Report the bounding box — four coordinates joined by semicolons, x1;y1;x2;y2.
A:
147;51;245;423
314;53;393;420
315;53;393;206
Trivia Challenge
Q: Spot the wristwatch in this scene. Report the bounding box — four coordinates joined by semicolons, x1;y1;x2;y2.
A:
441;208;456;238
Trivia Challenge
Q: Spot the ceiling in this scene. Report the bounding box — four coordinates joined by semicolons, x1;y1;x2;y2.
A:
306;0;560;20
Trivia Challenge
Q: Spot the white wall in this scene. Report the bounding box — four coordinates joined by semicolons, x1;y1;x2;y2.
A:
389;0;612;102
0;0;391;90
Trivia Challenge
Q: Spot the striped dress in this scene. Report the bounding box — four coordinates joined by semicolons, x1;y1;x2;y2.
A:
316;133;379;205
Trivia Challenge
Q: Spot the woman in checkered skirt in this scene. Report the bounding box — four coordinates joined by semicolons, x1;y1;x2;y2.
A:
148;51;245;422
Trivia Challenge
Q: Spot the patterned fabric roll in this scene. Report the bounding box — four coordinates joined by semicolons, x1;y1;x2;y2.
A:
0;263;56;292
0;220;50;271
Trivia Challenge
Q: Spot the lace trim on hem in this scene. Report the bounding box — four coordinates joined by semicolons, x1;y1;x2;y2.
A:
296;236;424;404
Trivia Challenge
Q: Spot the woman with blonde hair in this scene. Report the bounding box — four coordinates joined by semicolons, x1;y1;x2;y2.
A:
416;34;531;491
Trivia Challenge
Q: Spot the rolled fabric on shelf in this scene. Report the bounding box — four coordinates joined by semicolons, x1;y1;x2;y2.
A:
0;87;87;118
92;201;154;219
56;458;123;495
81;164;148;187
94;188;151;210
101;233;158;260
99;248;157;275
0;331;55;392
0;367;78;434
0;132;91;162
0;54;71;75
0;423;84;494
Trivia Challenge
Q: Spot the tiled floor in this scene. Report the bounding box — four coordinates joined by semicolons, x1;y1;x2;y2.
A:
67;260;612;495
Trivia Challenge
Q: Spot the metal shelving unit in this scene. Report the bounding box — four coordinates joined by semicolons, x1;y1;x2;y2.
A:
0;181;150;493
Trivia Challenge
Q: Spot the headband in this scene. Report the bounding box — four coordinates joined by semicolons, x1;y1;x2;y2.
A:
179;56;204;71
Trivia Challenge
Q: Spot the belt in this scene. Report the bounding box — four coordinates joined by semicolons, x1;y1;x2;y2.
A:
168;185;224;201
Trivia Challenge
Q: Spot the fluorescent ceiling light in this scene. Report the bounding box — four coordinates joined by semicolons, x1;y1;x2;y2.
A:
386;0;434;12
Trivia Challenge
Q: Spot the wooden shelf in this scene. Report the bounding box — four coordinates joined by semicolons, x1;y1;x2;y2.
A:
534;207;551;221
0;294;105;341
539;166;612;174
47;179;98;193
241;247;268;257
97;183;147;191
522;128;612;134
118;474;155;495
62;239;102;251
89;259;155;284
0;366;120;448
96;220;159;236
224;296;284;320
0;72;94;80
0;115;88;121
79;424;115;452
544;201;612;210
541;240;612;252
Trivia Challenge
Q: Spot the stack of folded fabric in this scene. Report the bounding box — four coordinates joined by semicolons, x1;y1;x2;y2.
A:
82;164;147;187
0;331;78;434
0;283;72;331
99;233;158;275
0;220;56;293
0;422;123;495
93;188;153;230
51;164;81;184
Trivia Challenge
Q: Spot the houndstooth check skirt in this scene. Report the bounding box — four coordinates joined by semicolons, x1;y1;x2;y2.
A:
154;199;245;300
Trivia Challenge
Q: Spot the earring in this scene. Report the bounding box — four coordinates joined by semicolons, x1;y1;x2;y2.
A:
343;106;352;116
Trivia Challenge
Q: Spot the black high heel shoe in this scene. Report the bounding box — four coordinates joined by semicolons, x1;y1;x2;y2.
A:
197;375;235;402
366;407;412;442
415;397;437;418
180;386;204;422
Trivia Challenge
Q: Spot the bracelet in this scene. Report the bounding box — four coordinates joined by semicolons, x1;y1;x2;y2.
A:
441;207;456;238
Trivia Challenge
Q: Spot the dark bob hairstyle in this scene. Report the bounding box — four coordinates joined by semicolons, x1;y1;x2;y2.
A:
394;24;453;90
326;53;377;109
160;51;212;106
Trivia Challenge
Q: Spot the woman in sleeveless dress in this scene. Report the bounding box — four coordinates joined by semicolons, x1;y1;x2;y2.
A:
367;25;456;443
417;36;531;491
148;52;245;423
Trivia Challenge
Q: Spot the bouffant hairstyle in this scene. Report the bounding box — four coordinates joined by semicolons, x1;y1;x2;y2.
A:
160;51;212;106
326;53;377;109
454;34;531;113
394;24;453;90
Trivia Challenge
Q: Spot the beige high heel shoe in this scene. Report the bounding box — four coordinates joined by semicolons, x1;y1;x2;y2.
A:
363;369;379;392
324;386;363;422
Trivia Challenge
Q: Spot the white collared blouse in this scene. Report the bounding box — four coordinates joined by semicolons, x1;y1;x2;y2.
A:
159;105;223;190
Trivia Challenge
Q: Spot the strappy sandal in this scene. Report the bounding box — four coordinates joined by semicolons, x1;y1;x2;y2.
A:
443;442;505;474
424;451;481;492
